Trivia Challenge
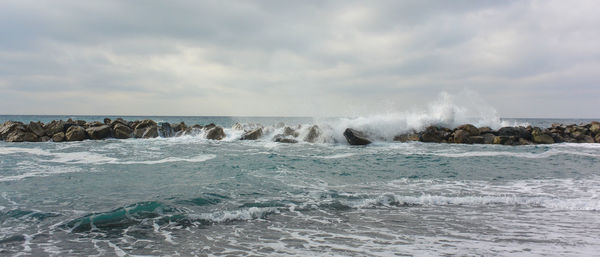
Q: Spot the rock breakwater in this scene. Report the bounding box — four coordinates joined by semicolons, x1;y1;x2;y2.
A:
1;118;599;145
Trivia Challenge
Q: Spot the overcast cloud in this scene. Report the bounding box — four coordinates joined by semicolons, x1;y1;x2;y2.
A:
1;0;599;117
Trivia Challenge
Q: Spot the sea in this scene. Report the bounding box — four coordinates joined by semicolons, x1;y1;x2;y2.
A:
1;114;600;256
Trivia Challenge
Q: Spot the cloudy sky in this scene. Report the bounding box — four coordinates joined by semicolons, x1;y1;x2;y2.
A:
1;0;599;117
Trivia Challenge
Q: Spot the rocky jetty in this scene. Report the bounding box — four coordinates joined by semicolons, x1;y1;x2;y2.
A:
390;122;600;145
1;119;599;145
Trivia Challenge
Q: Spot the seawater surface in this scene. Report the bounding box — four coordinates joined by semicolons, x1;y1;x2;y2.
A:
1;116;600;256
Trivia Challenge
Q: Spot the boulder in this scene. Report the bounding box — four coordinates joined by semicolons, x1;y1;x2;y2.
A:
595;134;600;143
493;136;516;145
343;128;371;145
66;126;87;141
304;125;321;143
274;134;298;144
393;133;420;142
498;127;531;140
104;118;112;125
419;126;448;143
232;123;244;130
579;135;595;143
1;121;26;140
478;127;493;134
469;136;485;144
28;121;46;137
172;122;187;136
591;122;600;135
453;129;471;144
86;125;111;140
518;138;533;145
482;133;496;144
532;134;554;144
457;124;480;136
133;120;158;138
283;127;299;137
85;121;104;127
206;126;226;140
110;118;128;129
52;132;65;142
113;124;132;139
6;131;38;142
44;120;66;136
158;122;173;137
204;123;216;130
241;128;263;140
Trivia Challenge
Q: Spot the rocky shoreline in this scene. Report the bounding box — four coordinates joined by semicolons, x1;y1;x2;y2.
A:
1;118;599;145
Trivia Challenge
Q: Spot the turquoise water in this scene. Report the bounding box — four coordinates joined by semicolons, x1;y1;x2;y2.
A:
1;116;600;256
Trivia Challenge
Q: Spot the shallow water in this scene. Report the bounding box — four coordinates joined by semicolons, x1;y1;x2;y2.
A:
1;116;600;256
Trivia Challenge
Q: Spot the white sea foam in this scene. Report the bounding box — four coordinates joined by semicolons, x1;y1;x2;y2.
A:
318;153;356;159
433;149;600;159
119;154;216;164
190;207;277;223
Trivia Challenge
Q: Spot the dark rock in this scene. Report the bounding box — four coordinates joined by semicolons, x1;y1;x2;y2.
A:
453;129;471;144
274;134;298;143
304;125;321;143
85;121;104;127
591;121;600;135
518;138;533;145
532;134;554;144
493;136;516;145
419;126;448;143
52;132;65;142
172;122;187;133
66;126;87;141
1;121;26;140
283;127;299;137
498;127;531;140
104;118;112;125
478;126;493;134
113;124;132;139
204;123;216;130
393;132;420;142
457;124;480;136
158;122;173;137
241;128;263;140
76;120;87;126
343;128;371;145
595;134;600;143
6;131;38;142
134;120;158;138
482;133;496;144
206;126;226;140
110;118;128;129
579;135;595;143
469;136;485;144
86;125;111;140
44;120;66;136
28;121;46;137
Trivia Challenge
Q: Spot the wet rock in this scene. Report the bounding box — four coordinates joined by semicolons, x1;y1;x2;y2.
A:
498;127;531;140
274;134;298;143
172;122;187;136
393;132;420;142
478;127;493;134
304;125;321;143
44;120;66;136
6;131;38;142
241;128;263;140
52;132;65;142
110;118;128;129
204;123;216;130
532;134;554;144
28;121;46;137
134;120;158;138
579;135;595;143
283;127;299;137
457;124;480;136
595;134;600;143
113;124;132;139
453;129;471;144
1;121;25;140
493;136;516;145
482;133;496;144
343;128;371;145
158;122;173;137
76;120;87;127
66;126;87;141
232;123;244;130
469;136;485;144
419;126;448;143
40;136;50;142
518;138;533;145
104;118;112;125
86;125;111;140
591;121;600;135
206;126;226;140
85;121;104;128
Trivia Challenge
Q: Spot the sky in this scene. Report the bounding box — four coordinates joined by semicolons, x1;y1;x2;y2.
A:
1;0;599;118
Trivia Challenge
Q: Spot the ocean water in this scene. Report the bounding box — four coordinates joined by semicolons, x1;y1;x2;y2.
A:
1;115;600;256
